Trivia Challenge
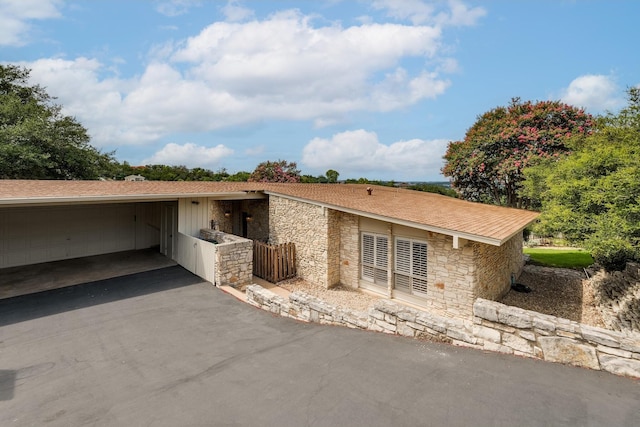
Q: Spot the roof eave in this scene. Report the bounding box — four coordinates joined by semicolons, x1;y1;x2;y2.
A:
0;191;266;207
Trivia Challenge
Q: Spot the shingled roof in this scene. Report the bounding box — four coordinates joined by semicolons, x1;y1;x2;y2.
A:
0;180;538;246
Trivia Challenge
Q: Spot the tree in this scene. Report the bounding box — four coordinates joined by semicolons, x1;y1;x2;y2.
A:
325;169;339;183
524;88;640;270
442;98;593;208
248;160;301;183
226;171;251;182
0;64;115;179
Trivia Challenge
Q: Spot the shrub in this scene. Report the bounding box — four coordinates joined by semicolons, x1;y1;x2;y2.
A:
589;239;635;272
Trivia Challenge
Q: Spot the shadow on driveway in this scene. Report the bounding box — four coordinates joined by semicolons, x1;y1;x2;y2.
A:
0;266;202;327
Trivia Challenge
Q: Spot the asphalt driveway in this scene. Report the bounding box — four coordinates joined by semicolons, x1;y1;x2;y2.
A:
1;266;639;427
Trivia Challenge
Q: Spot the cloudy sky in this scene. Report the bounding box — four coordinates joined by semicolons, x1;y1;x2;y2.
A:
2;0;639;180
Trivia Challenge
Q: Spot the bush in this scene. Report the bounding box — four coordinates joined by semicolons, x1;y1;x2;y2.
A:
589;239;635;272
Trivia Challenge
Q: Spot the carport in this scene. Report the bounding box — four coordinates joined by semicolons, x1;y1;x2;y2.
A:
0;201;168;269
0;180;265;297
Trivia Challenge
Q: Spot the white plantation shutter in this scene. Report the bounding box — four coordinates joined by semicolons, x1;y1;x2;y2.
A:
394;237;428;297
362;234;375;281
412;241;428;295
376;236;388;269
395;239;411;274
361;233;388;288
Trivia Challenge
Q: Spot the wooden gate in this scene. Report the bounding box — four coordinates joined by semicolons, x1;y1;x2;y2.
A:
253;241;296;283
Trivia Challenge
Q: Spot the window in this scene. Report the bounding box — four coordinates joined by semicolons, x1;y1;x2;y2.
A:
361;233;388;288
394;237;428;296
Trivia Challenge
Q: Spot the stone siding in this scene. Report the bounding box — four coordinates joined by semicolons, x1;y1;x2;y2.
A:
246;284;640;379
338;212;359;289
210;199;269;241
246;199;269;241
326;209;341;288
475;232;524;301
199;229;252;288
210;200;233;233
422;233;477;318
269;196;329;287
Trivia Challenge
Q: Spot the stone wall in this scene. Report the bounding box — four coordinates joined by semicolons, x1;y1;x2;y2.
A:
475;232;524;301
422;233;476;318
210;200;233;233
472;298;640;378
269;196;329;287
199;229;253;288
338;212;359;289
326;209;341;288
246;284;640;378
246;199;269;242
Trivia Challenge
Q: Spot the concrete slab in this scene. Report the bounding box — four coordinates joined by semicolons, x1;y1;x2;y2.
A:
1;266;639;426
0;249;176;299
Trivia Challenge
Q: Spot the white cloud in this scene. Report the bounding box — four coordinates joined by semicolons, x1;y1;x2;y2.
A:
155;0;202;17
143;142;233;167
560;74;623;112
221;0;254;22
0;0;62;46
301;130;449;179
371;0;485;27
21;4;476;149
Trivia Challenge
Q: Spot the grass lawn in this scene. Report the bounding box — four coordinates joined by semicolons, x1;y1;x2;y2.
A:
524;247;594;269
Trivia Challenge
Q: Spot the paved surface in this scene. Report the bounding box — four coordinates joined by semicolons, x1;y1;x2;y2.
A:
1;267;639;427
0;249;176;299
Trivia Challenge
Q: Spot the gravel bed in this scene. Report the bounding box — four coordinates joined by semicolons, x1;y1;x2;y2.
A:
278;278;382;313
501;264;605;328
277;264;607;330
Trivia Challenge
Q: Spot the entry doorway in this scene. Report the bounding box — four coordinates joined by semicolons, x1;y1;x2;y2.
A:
230;201;249;238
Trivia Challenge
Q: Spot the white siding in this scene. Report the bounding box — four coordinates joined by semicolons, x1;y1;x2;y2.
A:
0;202;163;269
176;232;216;283
0;204;136;268
178;198;209;236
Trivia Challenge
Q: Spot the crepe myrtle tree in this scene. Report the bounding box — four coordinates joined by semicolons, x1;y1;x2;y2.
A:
248;159;301;183
442;98;593;208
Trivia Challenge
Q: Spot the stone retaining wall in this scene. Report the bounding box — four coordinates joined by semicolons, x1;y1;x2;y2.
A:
246;284;640;378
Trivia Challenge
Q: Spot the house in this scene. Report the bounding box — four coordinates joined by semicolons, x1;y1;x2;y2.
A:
0;180;538;318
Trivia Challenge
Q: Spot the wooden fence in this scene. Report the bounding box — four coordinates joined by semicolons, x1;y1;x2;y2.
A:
253;241;296;283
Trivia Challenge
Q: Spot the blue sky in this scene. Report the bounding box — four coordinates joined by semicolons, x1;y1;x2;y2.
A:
2;0;639;181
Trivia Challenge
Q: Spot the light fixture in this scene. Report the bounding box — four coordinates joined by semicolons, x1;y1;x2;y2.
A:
224;211;231;218
246;215;254;222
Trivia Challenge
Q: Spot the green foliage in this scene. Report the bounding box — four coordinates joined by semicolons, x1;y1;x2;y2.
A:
0;64;116;179
225;171;251;182
344;177;395;186
248;160;301;183
325;169;339;183
443;98;593;208
301;174;328;183
526;87;640;270
523;248;594;269
111;163;237;181
589;239;635;272
407;183;457;197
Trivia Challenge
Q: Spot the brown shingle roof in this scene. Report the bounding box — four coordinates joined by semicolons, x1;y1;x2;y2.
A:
0;180;538;245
